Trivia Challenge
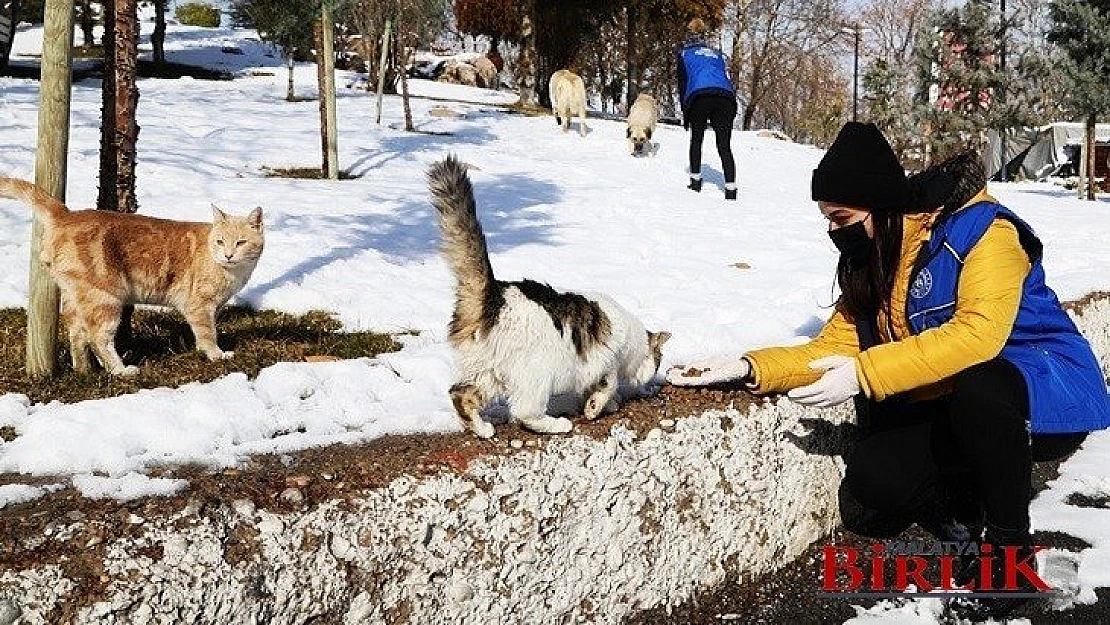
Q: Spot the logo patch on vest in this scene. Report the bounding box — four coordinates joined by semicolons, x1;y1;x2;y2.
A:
910;269;933;299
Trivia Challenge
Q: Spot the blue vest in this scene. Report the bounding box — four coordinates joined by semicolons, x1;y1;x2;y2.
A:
680;44;735;105
906;201;1110;434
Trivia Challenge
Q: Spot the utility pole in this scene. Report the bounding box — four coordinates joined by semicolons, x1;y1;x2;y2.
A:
852;27;860;122
841;24;871;123
999;0;1008;181
28;0;75;377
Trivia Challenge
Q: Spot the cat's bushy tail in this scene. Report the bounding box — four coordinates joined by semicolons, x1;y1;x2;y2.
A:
0;177;69;225
428;156;498;344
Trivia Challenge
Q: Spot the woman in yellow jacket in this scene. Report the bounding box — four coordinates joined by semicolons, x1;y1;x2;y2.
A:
668;122;1110;618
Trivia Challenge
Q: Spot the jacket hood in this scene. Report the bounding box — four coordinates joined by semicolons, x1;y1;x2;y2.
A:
906;151;987;215
683;34;708;48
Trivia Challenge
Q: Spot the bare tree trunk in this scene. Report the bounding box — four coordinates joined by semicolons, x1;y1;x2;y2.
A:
97;0;140;346
741;102;755;130
625;4;637;110
152;0;166;65
517;1;537;106
400;41;413;132
27;0;75;378
98;0;140;215
285;51;295;101
729;3;744;88
1087;113;1096;200
596;43;607;113
79;0;95;48
1078;119;1087;200
98;0;117;209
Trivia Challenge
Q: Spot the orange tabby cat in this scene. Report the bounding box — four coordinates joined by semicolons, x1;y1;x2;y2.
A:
0;178;264;376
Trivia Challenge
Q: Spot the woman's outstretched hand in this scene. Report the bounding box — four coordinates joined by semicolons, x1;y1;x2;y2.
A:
665;354;750;387
786;355;860;408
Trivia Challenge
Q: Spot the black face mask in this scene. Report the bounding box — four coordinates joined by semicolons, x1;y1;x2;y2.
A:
828;219;872;263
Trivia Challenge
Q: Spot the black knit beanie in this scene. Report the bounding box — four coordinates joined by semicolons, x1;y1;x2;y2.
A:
811;122;910;211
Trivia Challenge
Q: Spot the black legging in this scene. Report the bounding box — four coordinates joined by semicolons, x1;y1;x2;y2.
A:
839;358;1083;539
687;94;737;184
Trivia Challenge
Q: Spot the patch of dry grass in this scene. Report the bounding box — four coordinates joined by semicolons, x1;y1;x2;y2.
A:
260;166;361;180
0;306;402;404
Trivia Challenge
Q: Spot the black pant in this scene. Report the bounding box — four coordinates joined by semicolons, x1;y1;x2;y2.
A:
840;358;1061;539
687;94;737;184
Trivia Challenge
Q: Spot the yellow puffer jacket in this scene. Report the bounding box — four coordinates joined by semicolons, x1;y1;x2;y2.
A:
746;189;1033;402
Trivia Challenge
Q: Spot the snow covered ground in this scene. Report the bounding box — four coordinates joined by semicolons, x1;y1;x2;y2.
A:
2;20;1110;623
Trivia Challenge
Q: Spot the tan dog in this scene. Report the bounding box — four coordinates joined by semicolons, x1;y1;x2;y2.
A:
548;69;587;136
626;93;658;156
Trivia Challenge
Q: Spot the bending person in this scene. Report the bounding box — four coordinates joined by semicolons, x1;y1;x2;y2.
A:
677;18;738;200
667;122;1110;619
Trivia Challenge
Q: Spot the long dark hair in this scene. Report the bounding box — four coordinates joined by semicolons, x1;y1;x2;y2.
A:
836;210;903;323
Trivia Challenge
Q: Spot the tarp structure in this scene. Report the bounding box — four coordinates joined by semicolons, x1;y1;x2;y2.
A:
986;122;1110;181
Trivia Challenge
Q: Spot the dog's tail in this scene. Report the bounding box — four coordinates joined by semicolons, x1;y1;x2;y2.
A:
428;156;498;344
0;177;69;226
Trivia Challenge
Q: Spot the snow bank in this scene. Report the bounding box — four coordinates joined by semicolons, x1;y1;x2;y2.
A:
2;295;1108;624
0;399;849;624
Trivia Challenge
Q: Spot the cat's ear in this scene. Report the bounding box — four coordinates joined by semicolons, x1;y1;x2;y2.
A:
211;204;227;223
649;331;672;349
247;206;263;229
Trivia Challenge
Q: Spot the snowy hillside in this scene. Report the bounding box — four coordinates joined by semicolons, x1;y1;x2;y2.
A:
2;20;1110;623
2;18;1110;495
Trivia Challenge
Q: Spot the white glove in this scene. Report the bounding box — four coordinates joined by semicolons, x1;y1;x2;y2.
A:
786;355;861;408
666;354;751;387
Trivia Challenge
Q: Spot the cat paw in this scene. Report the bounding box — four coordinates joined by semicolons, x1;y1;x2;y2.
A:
112;365;140;377
471;420;495;440
205;349;235;361
522;416;573;435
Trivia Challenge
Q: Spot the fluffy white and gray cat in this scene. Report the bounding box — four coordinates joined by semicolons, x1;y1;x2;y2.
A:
428;156;669;439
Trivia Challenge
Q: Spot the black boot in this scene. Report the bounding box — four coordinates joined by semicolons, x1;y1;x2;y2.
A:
917;513;983;588
912;480;984;588
687;177;702;192
724;188;737;200
946;525;1043;621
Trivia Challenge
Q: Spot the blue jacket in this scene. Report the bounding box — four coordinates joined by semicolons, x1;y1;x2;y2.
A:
677;42;735;110
907;201;1110;434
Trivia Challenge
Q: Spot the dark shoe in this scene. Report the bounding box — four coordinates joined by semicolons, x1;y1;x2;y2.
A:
918;515;982;588
947;525;1044;620
724;188;737;200
687;178;702;192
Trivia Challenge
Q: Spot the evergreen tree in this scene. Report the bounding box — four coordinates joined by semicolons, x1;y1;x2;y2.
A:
231;0;318;101
1048;0;1110;200
863;58;920;166
999;0;1069;127
912;0;1006;161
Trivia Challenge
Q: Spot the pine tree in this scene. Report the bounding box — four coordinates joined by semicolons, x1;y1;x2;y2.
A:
231;0;318;101
913;0;1006;161
1048;0;1110;200
863;58;920;165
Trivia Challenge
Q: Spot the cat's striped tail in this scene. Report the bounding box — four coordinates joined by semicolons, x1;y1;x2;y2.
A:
427;156;498;345
0;177;69;225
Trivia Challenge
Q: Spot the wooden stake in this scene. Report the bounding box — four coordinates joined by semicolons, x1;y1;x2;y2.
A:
27;0;75;377
375;19;392;124
321;4;338;180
